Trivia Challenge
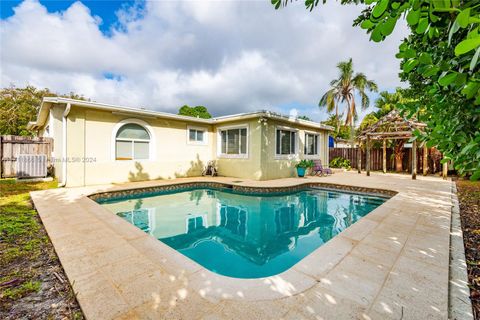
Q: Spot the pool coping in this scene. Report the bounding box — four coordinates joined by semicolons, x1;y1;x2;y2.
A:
89;180;397;203
87;181;398;301
31;173;454;319
448;182;474;319
88;181;396;297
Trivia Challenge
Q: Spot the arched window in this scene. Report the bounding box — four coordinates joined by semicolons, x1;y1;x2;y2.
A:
115;123;150;160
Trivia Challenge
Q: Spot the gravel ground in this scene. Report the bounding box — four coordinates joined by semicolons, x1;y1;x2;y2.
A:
457;179;480;319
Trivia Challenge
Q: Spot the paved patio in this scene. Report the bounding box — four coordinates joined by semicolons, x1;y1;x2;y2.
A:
31;172;454;319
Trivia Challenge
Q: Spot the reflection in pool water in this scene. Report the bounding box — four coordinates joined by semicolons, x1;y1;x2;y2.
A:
100;188;386;278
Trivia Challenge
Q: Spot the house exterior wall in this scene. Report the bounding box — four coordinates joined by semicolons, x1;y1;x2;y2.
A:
214;118;264;180
62;106;214;187
42;104;330;187
49;104;66;183
261;119;329;180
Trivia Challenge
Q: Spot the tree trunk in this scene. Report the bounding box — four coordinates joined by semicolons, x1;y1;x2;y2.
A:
423;144;428;176
394;141;405;173
335;105;339;134
346;97;355;148
350;122;355;148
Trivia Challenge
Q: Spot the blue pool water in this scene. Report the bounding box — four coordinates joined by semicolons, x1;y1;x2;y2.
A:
99;187;387;278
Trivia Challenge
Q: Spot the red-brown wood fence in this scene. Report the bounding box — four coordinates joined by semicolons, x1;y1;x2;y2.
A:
329;147;443;173
0;135;54;178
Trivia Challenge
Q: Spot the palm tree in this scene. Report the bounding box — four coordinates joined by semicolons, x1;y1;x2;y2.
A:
319;58;378;147
373;89;405;118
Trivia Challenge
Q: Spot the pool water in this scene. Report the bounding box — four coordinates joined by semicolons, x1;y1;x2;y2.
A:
100;187;387;278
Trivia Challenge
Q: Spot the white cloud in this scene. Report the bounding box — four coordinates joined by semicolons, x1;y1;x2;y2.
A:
0;0;409;121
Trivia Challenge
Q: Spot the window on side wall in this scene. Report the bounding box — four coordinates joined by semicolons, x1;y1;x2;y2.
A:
188;127;207;145
115;123;150;160
219;127;248;157
276;129;296;155
304;133;319;156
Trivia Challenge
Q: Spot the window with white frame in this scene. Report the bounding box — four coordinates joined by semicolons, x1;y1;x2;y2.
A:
188;127;207;144
304;133;319;156
115;123;150;160
219;205;247;238
219;127;248;156
185;214;207;233
276;129;296;155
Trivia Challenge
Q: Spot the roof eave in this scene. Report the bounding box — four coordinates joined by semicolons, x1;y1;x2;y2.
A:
214;111;334;131
31;97;334;132
42;97;213;124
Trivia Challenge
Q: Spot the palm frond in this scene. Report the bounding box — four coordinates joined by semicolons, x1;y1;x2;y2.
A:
329;79;339;87
352;73;367;90
366;80;378;92
318;89;337;113
359;91;370;110
337;58;353;81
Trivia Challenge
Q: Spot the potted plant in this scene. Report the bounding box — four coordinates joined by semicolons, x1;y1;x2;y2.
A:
295;160;314;177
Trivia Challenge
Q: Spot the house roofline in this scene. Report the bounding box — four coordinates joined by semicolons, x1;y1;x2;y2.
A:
27;97;334;131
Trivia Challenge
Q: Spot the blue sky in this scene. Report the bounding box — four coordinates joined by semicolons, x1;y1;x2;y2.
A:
0;0;407;121
1;0;136;32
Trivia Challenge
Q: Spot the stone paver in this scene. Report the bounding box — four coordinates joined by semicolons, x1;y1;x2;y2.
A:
30;172;454;319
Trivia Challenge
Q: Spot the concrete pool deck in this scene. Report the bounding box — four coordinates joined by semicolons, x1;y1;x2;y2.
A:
31;172;456;319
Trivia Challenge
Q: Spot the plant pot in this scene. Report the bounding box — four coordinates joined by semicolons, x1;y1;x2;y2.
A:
296;167;306;177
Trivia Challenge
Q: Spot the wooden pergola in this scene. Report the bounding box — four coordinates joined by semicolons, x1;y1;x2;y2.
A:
356;110;445;180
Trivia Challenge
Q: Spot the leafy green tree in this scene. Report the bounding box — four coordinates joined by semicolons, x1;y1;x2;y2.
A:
360;89;412;172
359;88;409;131
319;58;378;146
373;89;405;117
272;0;480;179
297;115;312;121
0;85;85;136
359;113;379;132
321;114;350;140
178;105;212;119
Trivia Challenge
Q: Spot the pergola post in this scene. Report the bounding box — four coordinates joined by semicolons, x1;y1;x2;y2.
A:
357;110;427;178
423;144;428;176
412;140;417;180
357;143;362;173
366;135;370;176
443;161;448;179
382;139;387;174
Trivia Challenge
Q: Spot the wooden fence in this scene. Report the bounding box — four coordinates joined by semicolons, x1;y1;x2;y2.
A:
329;147;443;173
0;135;54;178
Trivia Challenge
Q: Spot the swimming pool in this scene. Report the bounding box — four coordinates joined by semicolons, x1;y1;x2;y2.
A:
99;186;387;278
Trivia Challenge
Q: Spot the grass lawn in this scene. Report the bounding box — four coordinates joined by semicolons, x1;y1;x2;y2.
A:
457;179;480;319
0;179;83;319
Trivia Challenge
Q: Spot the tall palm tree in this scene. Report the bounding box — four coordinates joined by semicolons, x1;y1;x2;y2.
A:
319;58;378;146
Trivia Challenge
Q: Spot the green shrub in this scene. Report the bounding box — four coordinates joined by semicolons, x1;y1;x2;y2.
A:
330;157;351;170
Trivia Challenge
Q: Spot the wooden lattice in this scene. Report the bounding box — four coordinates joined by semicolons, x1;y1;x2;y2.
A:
358;110;426;141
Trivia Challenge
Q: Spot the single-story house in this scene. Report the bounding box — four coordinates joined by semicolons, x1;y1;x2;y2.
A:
28;97;333;187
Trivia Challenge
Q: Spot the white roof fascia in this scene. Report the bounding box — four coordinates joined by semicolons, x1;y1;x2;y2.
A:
30;97;333;132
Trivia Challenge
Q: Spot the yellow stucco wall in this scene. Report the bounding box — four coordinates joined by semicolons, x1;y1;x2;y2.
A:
49;105;66;182
214;119;264;180
63;106;214;187
49;104;330;186
261;119;329;180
